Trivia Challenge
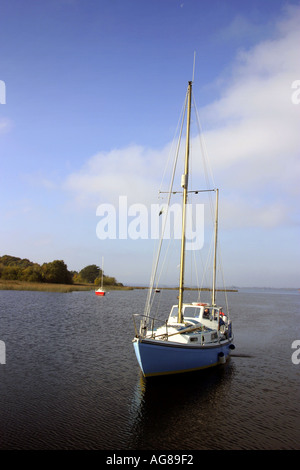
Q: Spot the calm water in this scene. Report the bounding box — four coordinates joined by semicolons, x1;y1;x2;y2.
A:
0;287;299;450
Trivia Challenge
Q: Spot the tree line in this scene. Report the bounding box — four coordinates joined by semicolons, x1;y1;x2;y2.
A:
0;255;122;286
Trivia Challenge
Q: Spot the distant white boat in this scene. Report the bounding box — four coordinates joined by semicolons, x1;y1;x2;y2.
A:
95;257;105;297
132;79;235;377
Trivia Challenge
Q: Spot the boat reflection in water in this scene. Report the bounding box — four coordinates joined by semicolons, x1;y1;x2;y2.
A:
128;364;235;450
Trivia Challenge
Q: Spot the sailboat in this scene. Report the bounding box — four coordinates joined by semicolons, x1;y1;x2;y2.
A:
132;80;235;377
95;257;106;296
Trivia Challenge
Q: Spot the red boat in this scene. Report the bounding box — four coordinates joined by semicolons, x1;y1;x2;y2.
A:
95;257;106;296
95;288;105;296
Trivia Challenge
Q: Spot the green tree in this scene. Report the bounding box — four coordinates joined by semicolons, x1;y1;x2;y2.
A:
0;255;121;287
103;276;117;286
1;266;21;280
0;255;33;268
79;264;100;283
72;272;84;284
42;260;73;284
22;265;43;282
94;275;123;286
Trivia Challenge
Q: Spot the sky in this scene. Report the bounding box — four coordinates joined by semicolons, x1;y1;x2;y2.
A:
0;0;299;288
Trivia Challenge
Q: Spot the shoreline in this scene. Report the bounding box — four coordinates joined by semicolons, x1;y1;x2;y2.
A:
0;279;238;293
0;280;134;293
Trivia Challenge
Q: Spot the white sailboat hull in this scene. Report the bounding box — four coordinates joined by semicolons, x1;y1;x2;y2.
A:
133;337;234;377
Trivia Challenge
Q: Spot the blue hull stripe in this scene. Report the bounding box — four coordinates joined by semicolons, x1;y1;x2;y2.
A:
133;339;232;377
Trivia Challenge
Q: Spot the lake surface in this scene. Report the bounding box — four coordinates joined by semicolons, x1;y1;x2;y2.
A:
0;287;299;450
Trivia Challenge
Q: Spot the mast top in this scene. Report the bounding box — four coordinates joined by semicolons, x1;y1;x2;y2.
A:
192;51;196;83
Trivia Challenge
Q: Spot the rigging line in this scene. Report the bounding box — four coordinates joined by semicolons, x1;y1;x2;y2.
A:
191;95;215;301
159;189;215;194
189;199;203;300
188;141;198;292
155;227;175;291
158;95;187;195
193;95;216;220
199;229;214;300
149;199;183;318
187;92;215;303
193;95;215;188
184;187;199;299
144;88;189;318
217;242;230;313
197;258;208;302
148;234;174;318
199;212;212;300
193;95;228;306
153;283;163;319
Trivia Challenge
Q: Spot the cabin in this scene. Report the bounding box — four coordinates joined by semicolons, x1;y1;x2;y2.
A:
167;302;227;331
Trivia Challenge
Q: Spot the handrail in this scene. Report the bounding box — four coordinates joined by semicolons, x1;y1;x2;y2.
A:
132;314;157;338
132;313;232;342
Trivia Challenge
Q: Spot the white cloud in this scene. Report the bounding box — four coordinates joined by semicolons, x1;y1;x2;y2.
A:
219;198;291;229
63;5;300;231
197;5;300;227
64;144;173;208
216;13;272;44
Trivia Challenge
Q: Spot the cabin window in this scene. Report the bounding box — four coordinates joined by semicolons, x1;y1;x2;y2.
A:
203;308;220;320
183;306;201;319
203;308;210;319
212;309;220;320
170;306;178;318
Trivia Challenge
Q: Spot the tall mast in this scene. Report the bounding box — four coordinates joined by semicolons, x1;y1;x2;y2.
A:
178;81;192;323
211;188;219;306
101;256;104;289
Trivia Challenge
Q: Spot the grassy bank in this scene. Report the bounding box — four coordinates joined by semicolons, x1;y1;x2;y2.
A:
0;280;238;293
0;279;134;293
